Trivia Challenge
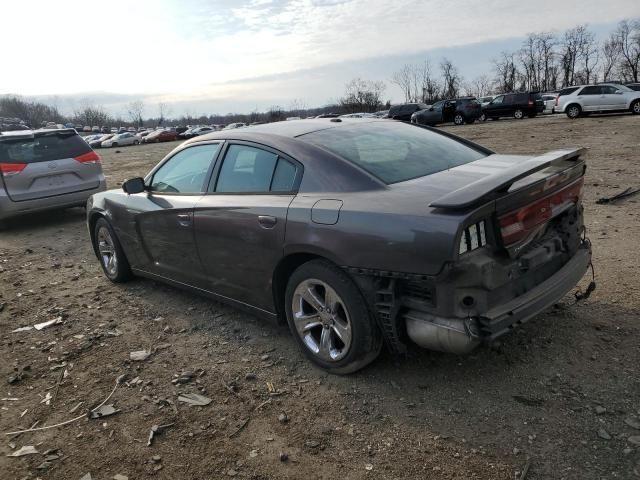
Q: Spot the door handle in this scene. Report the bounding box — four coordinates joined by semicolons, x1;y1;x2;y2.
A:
258;215;277;229
177;213;192;227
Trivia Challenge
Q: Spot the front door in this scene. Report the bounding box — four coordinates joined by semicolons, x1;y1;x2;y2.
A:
194;142;302;312
127;142;221;287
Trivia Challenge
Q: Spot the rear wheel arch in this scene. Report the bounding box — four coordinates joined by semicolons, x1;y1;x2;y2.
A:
88;211;106;258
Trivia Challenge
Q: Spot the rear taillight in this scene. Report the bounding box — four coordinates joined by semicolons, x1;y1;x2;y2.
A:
499;177;584;245
555;96;560;106
459;220;488;255
0;163;27;176
74;151;101;164
528;100;534;106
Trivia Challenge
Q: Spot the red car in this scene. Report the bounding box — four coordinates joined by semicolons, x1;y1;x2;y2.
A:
144;129;178;143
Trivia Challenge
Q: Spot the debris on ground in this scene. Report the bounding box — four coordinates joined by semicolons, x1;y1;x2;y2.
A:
34;317;63;330
89;404;120;419
7;445;39;457
112;475;128;480
129;350;152;361
147;423;174;446
177;393;212;406
80;474;92;480
596;186;640;205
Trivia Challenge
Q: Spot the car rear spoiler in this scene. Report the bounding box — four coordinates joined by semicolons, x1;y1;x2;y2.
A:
429;148;587;210
0;128;77;142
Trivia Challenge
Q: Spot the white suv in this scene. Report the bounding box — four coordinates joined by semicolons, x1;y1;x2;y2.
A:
555;84;640;119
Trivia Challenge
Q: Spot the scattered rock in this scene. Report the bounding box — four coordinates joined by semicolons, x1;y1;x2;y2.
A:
178;393;212;406
151;455;162;463
129;350;152;361
365;463;374;471
625;417;640;430
628;436;640;446
227;468;238;476
80;474;92;480
278;413;288;423
36;461;52;470
261;354;270;361
244;372;257;381
305;440;320;448
89;404;120;419
595;406;606;415
597;428;612;440
113;475;128;480
7;445;39;457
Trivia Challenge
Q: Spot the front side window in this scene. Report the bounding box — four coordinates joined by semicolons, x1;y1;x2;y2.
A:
302;121;487;184
214;144;298;193
600;86;619;94
151;143;220;194
431;101;444;111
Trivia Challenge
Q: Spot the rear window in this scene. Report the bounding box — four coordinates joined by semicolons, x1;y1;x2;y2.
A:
558;87;580;96
301;122;487;184
0;131;90;163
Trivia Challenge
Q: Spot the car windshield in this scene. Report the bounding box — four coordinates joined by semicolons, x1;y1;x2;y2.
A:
301;121;487;184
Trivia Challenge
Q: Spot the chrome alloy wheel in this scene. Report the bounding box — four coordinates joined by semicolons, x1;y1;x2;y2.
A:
633;101;640;114
97;226;118;276
292;279;352;362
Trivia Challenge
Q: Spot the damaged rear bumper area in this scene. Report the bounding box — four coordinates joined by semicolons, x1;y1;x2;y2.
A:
404;241;591;354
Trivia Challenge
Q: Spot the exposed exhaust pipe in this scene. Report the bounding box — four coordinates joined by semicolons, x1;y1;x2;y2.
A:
405;310;481;355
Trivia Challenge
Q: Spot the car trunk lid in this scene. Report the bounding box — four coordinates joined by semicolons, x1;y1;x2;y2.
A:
0;129;102;202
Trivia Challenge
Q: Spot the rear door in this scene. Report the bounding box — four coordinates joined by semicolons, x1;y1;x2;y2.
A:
0;130;101;202
194;142;301;312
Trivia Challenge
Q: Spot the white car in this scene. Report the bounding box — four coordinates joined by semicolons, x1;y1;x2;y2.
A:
101;132;141;148
223;122;246;130
190;126;214;137
541;93;558;114
555;83;640;119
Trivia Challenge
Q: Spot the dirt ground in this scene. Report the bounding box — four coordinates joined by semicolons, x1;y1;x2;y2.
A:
1;114;639;480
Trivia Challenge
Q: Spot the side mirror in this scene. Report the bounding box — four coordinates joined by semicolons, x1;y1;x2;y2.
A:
122;177;146;194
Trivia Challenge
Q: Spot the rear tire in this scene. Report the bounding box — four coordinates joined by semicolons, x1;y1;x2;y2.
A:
93;217;132;283
631;100;640;115
479;113;486;122
284;260;382;374
514;109;524;119
566;104;581;119
453;113;464;125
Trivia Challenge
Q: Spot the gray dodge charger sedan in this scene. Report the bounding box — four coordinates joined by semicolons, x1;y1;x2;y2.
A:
87;119;591;373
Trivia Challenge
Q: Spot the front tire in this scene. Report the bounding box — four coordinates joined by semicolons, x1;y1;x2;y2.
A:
285;260;382;374
111;142;118;147
631;100;640;115
566;104;581;119
479;113;486;122
94;218;132;283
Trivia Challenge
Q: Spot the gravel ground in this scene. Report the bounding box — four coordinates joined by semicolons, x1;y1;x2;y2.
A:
1;113;639;480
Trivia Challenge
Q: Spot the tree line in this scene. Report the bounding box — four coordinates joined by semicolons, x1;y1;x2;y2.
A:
393;18;640;103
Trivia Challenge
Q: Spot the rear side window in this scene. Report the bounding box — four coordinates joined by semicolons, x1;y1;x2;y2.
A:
559;87;579;96
214;145;298;193
302;122;487;184
580;86;601;95
0;132;90;163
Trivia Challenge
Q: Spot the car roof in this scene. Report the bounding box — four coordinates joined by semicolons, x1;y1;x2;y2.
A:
188;118;385;143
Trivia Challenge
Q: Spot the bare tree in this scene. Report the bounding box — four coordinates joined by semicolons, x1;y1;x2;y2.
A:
440;58;461;98
288;98;307;117
391;64;414;102
560;25;594;87
158;102;172;126
493;51;518;93
469;75;492;97
73;100;111;127
602;33;620;81
340;78;386;113
577;28;599;84
615;19;640;82
127;100;144;127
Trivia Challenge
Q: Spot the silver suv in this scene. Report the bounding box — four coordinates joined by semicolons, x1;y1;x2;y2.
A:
555;83;640;118
0;128;106;225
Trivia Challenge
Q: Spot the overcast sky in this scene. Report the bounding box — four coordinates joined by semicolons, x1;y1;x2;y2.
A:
2;0;640;116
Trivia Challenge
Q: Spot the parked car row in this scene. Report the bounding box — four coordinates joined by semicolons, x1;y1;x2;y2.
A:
554;83;640;118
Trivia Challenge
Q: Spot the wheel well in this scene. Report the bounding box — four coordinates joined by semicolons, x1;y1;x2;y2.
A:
272;253;328;323
88;212;104;257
